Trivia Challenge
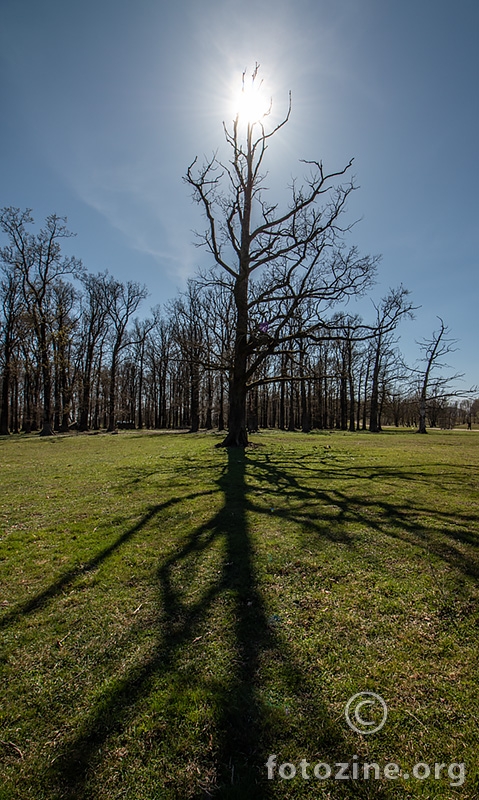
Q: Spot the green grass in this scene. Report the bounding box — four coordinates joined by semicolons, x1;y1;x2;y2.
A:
0;428;478;799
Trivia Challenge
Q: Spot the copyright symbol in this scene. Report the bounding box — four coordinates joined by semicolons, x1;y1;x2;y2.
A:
345;692;387;735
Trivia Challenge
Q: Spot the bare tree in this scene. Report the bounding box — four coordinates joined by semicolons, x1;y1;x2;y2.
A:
51;280;79;432
186;66;378;447
169;282;206;433
0;264;23;434
131;310;160;429
146;318;172;428
0;208;83;435
76;273;110;430
103;277;148;432
368;286;415;432
412;318;473;433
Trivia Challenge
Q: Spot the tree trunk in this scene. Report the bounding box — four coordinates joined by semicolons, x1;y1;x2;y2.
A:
205;375;213;429
217;117;256;448
137;344;145;429
362;360;370;430
417;393;427;433
221;378;248;447
340;370;348;430
189;363;200;433
288;379;296;431
78;360;93;431
369;345;381;433
218;375;225;431
348;343;356;432
300;342;310;433
53;339;61;431
218;261;249;447
108;344;120;432
0;284;16;436
279;366;286;430
301;379;310;432
0;357;11;435
356;374;362;432
39;322;54;436
12;375;19;433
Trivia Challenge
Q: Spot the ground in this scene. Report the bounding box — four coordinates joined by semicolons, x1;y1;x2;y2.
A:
0;428;478;799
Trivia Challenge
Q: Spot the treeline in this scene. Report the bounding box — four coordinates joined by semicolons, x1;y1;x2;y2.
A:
0;207;476;436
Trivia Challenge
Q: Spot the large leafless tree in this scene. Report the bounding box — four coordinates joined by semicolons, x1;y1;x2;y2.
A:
186;66;378;447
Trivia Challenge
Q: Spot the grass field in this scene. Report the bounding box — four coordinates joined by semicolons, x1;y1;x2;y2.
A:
0;428;478;799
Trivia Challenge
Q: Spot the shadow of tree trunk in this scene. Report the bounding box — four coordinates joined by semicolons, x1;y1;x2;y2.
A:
49;449;359;799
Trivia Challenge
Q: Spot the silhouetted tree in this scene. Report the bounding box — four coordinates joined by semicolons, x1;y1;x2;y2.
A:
186;66;378;447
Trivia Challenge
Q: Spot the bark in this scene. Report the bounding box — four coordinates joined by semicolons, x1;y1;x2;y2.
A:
204;375;213;429
39;321;54;436
0;296;15;435
218;376;225;431
339;370;348;430
189;361;200;432
108;343;120;432
78;352;94;431
0;361;11;435
300;341;311;433
369;344;381;433
221;379;248;447
348;341;356;432
417;394;428;433
137;340;145;429
218;277;249;447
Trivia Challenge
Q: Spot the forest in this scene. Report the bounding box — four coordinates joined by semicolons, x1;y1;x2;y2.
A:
0;206;475;440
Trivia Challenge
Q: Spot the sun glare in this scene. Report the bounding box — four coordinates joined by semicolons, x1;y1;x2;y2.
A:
232;68;271;126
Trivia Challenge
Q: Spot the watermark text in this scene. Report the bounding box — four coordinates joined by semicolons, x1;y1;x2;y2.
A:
265;755;465;787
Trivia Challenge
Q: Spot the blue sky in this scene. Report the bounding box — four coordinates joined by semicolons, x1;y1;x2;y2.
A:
1;0;478;387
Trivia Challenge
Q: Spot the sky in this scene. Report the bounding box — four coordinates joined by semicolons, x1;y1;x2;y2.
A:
1;0;478;388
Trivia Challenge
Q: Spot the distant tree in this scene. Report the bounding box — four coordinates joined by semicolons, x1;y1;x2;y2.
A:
130;311;160;429
0;263;23;435
77;273;110;431
169;282;206;433
0;208;83;436
197;278;236;431
412;317;474;433
103;277;148;432
331;313;363;432
368;286;415;432
51;280;79;431
186;65;378;447
146;318;172;428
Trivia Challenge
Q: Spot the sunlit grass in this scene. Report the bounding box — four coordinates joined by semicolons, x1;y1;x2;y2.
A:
0;428;478;798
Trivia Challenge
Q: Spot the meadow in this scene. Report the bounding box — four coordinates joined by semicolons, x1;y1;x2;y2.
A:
0;428;478;799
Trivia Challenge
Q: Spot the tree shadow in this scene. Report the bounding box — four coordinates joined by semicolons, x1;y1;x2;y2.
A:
4;440;448;799
46;448;383;799
0;492;214;630
247;450;479;583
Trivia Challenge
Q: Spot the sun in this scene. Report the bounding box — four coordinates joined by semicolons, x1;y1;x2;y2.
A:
232;66;271;126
